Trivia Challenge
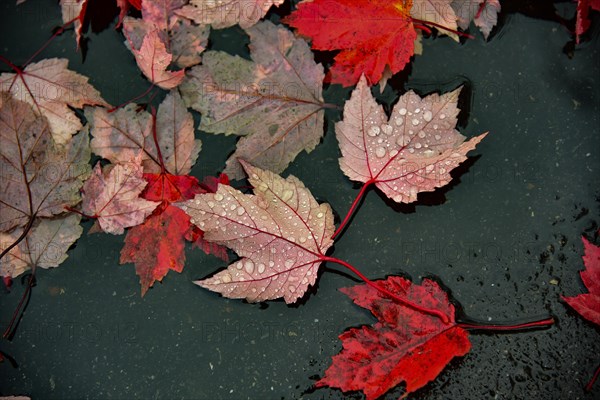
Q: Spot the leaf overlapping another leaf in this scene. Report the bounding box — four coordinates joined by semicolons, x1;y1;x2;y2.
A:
175;0;285;29
88;91;200;175
0;93;91;232
180;161;335;303
180;20;327;179
0;58;107;144
81;159;160;235
0;214;83;278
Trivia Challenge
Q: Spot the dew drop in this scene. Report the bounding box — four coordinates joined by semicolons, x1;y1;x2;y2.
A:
268;261;275;267
316;212;324;218
394;117;403;126
244;260;255;274
236;207;245;216
281;189;293;202
435;134;441;140
221;273;232;283
207;201;215;208
408;148;415;153
399;108;407;115
411;118;420;126
288;285;296;293
414;142;422;149
414;108;421;113
375;147;386;158
381;124;393;135
440;113;446;119
367;126;380;137
390;149;398;157
423;110;433;122
418;130;426;138
439;167;447;174
258;263;266;274
299;237;307;243
214;193;224;201
236;263;243;270
284;259;294;268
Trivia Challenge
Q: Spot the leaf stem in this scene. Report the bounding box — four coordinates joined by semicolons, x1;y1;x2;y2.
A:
64;206;96;220
24;16;78;66
586;363;600;392
331;180;373;240
150;107;167;174
321;256;450;324
3;273;36;340
411;17;475;39
108;84;156;112
457;317;554;331
0;214;36;262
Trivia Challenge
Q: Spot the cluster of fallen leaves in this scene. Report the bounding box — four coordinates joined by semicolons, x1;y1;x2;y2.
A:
1;0;598;398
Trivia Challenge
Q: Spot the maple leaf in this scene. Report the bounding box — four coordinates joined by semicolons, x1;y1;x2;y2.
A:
175;0;285;29
120;203;190;296
127;29;185;89
576;0;600;43
0;93;91;232
0;214;83;278
88;91;201;175
81;160;160;235
284;0;417;87
452;0;501;39
317;276;471;399
0;58;107;144
180;20;327;179
179;161;335;303
563;236;600;326
337;75;486;204
123;0;209;69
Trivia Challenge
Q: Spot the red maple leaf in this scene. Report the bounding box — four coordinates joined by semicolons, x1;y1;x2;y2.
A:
284;0;466;86
318;276;554;398
562;235;600;390
284;0;417;86
317;276;471;399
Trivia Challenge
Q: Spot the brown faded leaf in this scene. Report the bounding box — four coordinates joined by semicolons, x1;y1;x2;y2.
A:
123;0;209;69
0;214;82;278
128;30;185;89
175;0;284;29
452;0;501;39
0;58;107;144
179;161;335;304
0;93;91;231
337;76;487;203
88;91;200;175
81;160;160;235
180;20;326;179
